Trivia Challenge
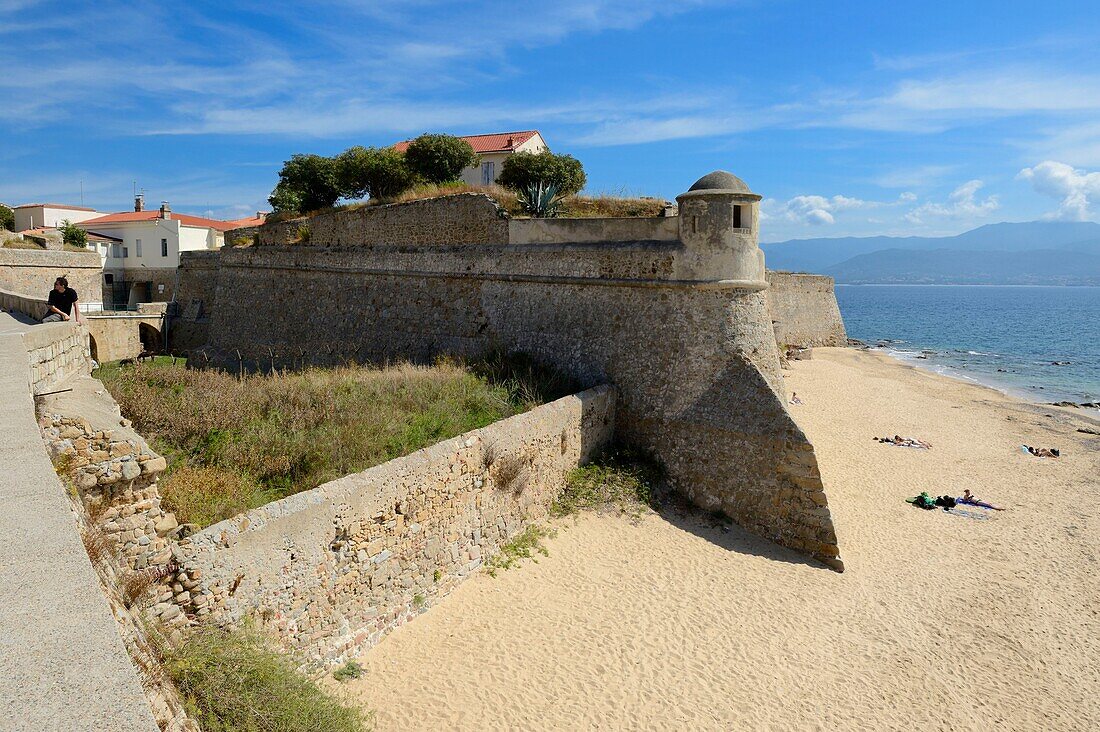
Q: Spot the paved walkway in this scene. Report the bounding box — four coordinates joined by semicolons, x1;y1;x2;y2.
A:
0;310;156;731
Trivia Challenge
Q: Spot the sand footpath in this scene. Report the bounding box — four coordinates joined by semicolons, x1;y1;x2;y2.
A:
346;348;1100;731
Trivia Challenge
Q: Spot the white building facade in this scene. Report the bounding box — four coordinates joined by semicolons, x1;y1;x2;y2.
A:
79;199;231;306
12;203;101;232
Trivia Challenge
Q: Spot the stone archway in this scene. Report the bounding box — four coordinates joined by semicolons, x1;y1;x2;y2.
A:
138;322;161;354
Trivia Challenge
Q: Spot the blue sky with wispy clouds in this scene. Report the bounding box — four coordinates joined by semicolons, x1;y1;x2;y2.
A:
2;0;1099;240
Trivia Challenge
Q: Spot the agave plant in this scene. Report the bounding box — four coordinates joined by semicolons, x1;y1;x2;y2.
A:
518;182;564;218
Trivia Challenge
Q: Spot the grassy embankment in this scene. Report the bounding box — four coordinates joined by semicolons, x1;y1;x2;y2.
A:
96;355;573;528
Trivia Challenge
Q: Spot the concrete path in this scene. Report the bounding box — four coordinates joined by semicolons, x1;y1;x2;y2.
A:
0;310;156;731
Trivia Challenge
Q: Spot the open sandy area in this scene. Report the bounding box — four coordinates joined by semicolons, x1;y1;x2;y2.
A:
346;348;1100;731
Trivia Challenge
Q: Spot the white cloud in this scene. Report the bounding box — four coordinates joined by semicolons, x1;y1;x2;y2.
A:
1017;161;1100;221
904;180;999;223
772;192;913;226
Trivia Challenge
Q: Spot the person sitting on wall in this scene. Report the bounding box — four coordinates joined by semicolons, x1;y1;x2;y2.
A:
42;276;81;324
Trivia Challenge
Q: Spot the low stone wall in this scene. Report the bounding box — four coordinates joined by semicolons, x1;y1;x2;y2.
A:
170;385;616;668
256;194;510;247
766;272;848;348
19;318;92;394
0;286;47;320
0;247;104;307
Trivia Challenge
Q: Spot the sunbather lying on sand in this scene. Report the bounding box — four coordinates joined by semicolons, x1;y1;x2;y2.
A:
1023;445;1060;458
874;435;932;449
956;489;1005;511
790;392;803;405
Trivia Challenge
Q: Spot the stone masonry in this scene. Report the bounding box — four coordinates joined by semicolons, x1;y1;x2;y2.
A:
204;171;844;570
169;384;616;668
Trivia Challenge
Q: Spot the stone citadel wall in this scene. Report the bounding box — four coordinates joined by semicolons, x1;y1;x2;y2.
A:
170;385;616;667
200;176;844;570
0;247;104;308
766;271;848;348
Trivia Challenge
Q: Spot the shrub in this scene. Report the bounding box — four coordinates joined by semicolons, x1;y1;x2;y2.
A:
553;446;664;517
295;224;311;243
485;525;553;577
336;146;418;201
516;182;564;218
332;660;364;682
0;203;13;231
163;625;370;732
498;151;586;197
120;570;158;608
59;219;88;248
403;134;478;185
269;154;342;214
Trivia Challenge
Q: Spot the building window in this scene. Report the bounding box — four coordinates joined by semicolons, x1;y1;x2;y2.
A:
733;205;743;229
161;238;168;257
136;238;142;257
481;161;495;185
123;246;129;258
111;243;121;258
104;273;114;284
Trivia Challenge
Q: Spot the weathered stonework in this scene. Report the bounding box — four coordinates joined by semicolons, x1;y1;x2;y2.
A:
0;247;104;306
189;172;845;571
170;251;220;355
20;320;92;394
170;385;616;667
767;271;848;348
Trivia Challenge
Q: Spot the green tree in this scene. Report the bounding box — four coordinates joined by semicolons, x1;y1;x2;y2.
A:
59;219;87;248
403;134;479;184
336;146;418;200
268;154;341;214
498;151;586;196
0;203;13;232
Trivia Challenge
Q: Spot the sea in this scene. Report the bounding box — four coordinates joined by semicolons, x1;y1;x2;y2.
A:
836;285;1100;407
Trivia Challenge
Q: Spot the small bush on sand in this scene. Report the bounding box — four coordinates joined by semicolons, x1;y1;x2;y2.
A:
163;625;370;732
332;660;364;682
554;446;664;517
485;525;554;577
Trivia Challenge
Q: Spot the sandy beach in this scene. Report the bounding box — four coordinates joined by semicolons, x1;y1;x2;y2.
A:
345;348;1100;731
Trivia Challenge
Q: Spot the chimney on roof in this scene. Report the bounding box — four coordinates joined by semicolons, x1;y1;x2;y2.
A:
159;201;171;219
134;193;144;212
506;136;515;148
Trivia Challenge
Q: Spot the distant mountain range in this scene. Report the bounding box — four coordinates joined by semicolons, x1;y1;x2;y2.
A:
762;221;1100;285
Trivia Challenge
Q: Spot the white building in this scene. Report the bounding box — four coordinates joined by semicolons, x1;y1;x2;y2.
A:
393;130;549;187
12;203;101;231
79;197;237;306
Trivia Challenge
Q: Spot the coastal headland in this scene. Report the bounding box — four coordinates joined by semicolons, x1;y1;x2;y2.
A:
345;348;1100;731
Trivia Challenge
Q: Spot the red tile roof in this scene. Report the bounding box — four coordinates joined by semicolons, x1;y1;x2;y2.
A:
224;214;268;229
13;202;98;211
79;210;239;232
393;130;542;154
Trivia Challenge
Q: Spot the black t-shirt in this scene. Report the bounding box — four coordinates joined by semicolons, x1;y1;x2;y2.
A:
48;287;78;315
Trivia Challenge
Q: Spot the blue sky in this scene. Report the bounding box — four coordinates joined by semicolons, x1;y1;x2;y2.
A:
2;0;1099;241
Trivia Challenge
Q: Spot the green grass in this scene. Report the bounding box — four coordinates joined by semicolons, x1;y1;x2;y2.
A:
485;525;554;577
163;625;370;732
553;446;663;518
95;355;573;528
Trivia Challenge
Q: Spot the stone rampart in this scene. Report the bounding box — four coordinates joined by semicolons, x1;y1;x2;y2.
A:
189;173;843;571
170;251;220;355
0;247;104;307
170;385;616;667
766;272;848;348
256;194;510;247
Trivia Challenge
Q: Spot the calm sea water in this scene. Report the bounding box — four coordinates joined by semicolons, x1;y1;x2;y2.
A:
836;285;1100;406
